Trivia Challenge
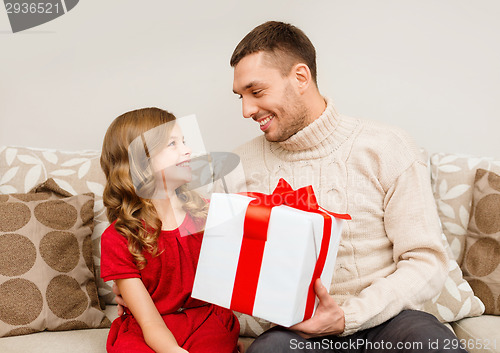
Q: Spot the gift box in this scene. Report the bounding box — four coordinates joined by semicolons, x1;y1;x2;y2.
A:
191;179;350;327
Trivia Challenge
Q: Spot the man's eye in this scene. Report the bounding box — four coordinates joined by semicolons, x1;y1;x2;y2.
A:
252;90;262;96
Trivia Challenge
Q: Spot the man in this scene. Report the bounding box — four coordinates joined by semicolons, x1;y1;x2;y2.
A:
228;21;465;352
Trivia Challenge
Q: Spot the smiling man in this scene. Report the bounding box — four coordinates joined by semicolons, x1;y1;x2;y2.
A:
229;21;467;353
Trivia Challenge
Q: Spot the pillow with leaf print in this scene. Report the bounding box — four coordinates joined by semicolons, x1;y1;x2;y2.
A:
0;145;114;305
422;232;484;322
429;152;500;264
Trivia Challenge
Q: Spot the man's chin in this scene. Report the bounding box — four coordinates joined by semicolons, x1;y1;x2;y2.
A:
263;130;290;143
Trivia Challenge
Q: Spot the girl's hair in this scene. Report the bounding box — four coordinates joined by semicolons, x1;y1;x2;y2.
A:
100;107;208;269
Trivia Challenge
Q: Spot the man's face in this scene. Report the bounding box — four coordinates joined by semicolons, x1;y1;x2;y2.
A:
233;52;309;142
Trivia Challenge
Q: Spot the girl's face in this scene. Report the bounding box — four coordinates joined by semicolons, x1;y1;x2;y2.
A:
150;123;192;192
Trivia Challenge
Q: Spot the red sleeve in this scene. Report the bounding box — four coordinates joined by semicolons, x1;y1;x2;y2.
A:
100;223;141;282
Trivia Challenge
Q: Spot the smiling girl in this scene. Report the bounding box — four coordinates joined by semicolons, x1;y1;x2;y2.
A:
99;108;240;353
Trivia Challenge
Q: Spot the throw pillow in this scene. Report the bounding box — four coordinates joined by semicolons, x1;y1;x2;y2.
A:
0;145;114;304
461;169;500;315
422;232;485;322
429;153;500;264
0;179;111;337
234;312;273;338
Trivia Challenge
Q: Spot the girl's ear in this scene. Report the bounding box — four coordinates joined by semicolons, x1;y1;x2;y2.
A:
292;63;312;94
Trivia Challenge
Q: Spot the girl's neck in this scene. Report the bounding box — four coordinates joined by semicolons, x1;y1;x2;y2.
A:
152;194;186;231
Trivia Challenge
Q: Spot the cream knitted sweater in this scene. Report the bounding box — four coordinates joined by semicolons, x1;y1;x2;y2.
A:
227;98;448;335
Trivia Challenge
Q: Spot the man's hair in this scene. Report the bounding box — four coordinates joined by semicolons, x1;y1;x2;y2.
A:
230;21;317;85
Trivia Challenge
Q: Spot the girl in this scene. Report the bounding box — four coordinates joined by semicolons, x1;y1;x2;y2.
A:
100;108;240;353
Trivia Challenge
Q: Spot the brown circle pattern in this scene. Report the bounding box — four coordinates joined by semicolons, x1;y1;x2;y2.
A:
0;202;31;232
0;233;36;276
462;169;500;315
465;238;500;277
40;231;80;273
5;327;38;337
55;320;89;331
0;279;43;326
468;279;495;314
34;200;77;230
474;168;488;183
475;194;500;234
0;195;8;202
488;170;500;192
46;275;88;319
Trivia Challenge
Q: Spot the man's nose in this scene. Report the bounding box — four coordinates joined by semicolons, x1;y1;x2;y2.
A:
242;97;258;119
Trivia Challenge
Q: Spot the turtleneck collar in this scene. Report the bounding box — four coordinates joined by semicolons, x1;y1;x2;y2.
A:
269;98;358;159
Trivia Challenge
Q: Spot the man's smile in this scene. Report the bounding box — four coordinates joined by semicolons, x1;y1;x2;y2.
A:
256;114;274;131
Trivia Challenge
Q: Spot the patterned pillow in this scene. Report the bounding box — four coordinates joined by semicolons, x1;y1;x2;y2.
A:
234;312;273;338
0;145;114;304
0;179;110;337
461;169;500;315
430;153;500;263
423;232;485;322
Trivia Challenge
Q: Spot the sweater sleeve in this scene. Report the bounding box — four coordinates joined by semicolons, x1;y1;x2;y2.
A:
100;224;141;282
340;159;448;335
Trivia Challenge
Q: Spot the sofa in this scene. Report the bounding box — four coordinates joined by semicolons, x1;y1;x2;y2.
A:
0;145;499;353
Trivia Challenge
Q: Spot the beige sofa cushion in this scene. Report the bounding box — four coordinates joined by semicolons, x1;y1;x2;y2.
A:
0;305;117;353
452;315;500;353
0;146;114;304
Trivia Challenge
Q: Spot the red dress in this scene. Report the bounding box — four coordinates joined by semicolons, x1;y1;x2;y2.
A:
100;214;239;353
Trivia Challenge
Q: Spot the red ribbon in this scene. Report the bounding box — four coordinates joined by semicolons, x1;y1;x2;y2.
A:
230;179;351;322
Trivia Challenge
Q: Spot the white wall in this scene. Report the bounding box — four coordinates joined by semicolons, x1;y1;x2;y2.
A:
1;0;499;157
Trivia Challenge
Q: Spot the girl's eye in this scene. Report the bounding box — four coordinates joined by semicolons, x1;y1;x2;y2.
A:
168;141;175;147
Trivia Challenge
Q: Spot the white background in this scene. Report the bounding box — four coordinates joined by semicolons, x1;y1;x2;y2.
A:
1;0;499;157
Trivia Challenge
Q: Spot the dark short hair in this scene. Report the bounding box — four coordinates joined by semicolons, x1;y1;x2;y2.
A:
230;21;317;85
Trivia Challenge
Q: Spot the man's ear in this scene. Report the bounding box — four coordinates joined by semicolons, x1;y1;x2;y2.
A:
293;63;312;94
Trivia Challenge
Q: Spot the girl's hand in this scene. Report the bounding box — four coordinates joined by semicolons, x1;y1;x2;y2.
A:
112;281;128;316
237;340;245;353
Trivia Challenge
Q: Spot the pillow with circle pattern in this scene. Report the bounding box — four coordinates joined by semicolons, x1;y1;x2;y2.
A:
461;169;500;315
0;179;110;337
0;145;114;305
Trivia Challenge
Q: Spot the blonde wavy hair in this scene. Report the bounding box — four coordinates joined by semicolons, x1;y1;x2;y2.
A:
100;108;208;269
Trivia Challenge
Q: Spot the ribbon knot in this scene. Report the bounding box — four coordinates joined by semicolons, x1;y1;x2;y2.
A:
242;179;350;241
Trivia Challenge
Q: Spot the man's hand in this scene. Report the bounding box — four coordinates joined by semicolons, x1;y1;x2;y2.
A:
113;281;128;316
289;278;345;339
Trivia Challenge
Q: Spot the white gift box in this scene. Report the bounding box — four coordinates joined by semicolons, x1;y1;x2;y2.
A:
192;188;347;327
